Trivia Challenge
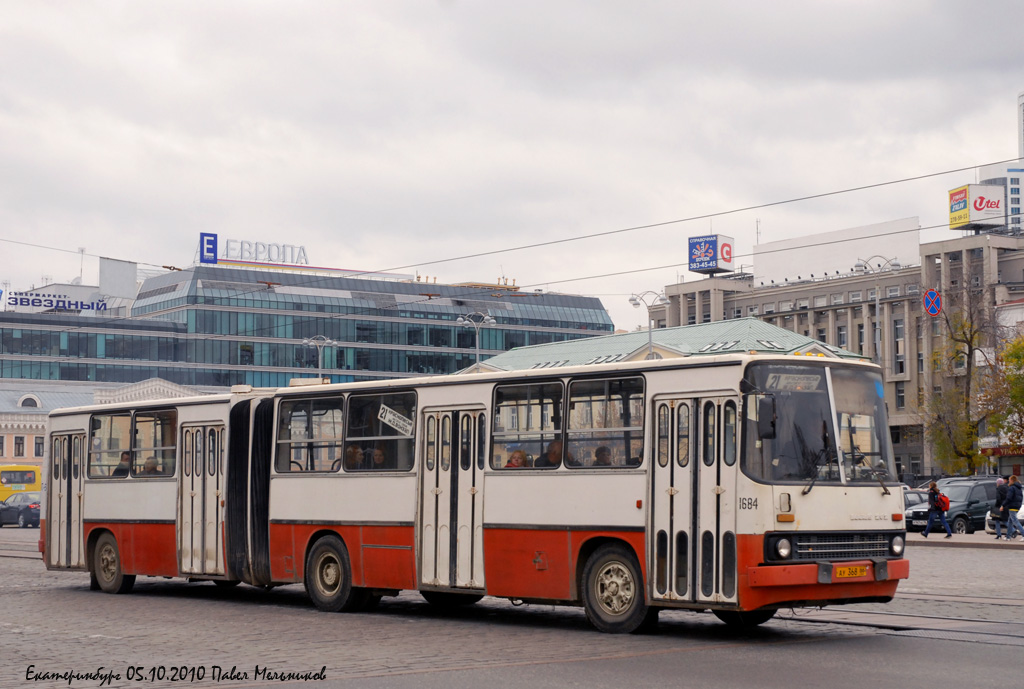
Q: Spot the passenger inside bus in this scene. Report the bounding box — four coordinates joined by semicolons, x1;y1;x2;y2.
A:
344;445;364;471
593;446;612;466
505;449;527;468
142;457;161;476
111;452;131;477
369;448;391;470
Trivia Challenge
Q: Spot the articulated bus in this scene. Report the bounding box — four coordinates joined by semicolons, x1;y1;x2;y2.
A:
42;353;909;633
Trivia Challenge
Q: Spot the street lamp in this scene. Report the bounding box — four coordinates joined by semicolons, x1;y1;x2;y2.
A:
629;291;669;360
302;335;337;372
854;256;902;366
456;312;497;370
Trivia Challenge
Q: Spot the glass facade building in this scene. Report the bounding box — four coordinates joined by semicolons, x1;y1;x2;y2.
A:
0;266;613;388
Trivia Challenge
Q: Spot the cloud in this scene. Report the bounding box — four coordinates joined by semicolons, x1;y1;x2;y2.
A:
1;1;1022;330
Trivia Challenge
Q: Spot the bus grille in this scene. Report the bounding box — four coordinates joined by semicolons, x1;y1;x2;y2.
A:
792;533;890;561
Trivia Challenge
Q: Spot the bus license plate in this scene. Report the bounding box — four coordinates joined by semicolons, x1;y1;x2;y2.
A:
835;565;867;579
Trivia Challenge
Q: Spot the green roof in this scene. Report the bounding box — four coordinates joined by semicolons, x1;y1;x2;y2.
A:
476;318;865;372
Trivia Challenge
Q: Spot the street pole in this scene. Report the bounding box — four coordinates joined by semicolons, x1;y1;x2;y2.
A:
457;313;496;369
629;291;669;360
302;335;337;375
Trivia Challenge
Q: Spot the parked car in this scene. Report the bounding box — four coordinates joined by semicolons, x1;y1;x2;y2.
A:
0;491;40;528
903;489;928;509
905;479;997;534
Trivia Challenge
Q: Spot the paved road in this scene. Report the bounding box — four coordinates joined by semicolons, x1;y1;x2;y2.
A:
1;526;1021;689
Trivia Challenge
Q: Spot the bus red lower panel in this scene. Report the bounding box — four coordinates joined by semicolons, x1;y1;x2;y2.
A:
483;528;645;601
268;523;416;590
85;521;178;577
736;534;909;610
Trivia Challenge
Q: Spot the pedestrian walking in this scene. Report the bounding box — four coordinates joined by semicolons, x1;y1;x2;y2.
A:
922;481;952;538
994;477;1009;540
1004;475;1024;541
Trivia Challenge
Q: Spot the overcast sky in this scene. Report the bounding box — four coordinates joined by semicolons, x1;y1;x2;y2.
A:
1;1;1023;330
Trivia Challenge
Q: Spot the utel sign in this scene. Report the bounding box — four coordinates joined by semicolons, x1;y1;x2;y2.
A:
200;232;309;266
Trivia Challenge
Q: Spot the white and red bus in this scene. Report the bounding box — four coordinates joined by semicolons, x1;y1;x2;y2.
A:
42;353;908;633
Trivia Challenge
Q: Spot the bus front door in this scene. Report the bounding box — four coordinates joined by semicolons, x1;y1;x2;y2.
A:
694;397;740;606
179;425;226;576
420;409;486;590
48;433;86;569
650;399;694;602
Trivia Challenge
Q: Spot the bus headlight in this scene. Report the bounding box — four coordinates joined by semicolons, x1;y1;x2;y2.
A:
891;535;905;556
775;538;792;559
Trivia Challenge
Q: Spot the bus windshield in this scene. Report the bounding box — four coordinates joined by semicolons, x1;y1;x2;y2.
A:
742;363;896;485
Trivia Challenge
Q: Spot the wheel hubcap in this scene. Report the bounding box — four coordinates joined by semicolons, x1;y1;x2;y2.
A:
99;544;117;582
316;554;341;596
595;560;635;616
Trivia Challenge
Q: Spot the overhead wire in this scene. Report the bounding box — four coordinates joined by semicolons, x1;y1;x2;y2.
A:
0;156;1019;344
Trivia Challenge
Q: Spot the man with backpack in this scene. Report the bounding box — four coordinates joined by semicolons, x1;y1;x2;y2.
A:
922;481;953;538
1003;475;1024;541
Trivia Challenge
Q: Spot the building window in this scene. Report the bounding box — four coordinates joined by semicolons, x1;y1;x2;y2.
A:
857;324;864;353
850;291;862;302
817;328;826;343
1012;187;1020;195
747;305;759;316
931;319;941;336
917;351;924;373
813;296;827;308
891;428;901;445
0;437;4;457
895;382;905;409
837;325;847;348
867;288;877;300
14;436;25;458
887;286;901;298
34;437;43;458
893;319;905;374
796;298;809;309
906;284;920;295
733;308;742;319
831;293;844;305
763;303;775;314
780;300;794;311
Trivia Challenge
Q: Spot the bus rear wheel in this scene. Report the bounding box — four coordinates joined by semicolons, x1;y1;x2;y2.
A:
713;609;776;628
581;544;648;634
305;535;371;612
93;533;135;594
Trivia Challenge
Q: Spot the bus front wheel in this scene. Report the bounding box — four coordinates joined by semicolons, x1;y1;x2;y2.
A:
713;609;776;628
581;544;648;634
305;535;371;612
93;533;135;594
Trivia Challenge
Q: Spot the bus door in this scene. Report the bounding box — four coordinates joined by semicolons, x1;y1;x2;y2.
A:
48;433;86;568
694;397;740;605
650;399;694;602
420;408;486;590
179;425;226;576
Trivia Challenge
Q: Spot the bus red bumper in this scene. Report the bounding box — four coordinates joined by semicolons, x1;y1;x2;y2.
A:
740;558;909;609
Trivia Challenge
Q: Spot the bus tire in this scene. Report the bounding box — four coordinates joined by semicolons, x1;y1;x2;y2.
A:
305;535;365;612
713;609;776;628
581;544;648;634
93;533;135;594
420;591;484;608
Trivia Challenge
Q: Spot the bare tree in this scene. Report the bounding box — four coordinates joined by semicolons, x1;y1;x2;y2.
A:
924;282;998;474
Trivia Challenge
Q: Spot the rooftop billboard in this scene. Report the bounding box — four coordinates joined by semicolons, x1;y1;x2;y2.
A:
949;184;1004;229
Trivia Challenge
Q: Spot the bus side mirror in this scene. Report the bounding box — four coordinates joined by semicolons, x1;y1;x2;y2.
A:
757;396;776;440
